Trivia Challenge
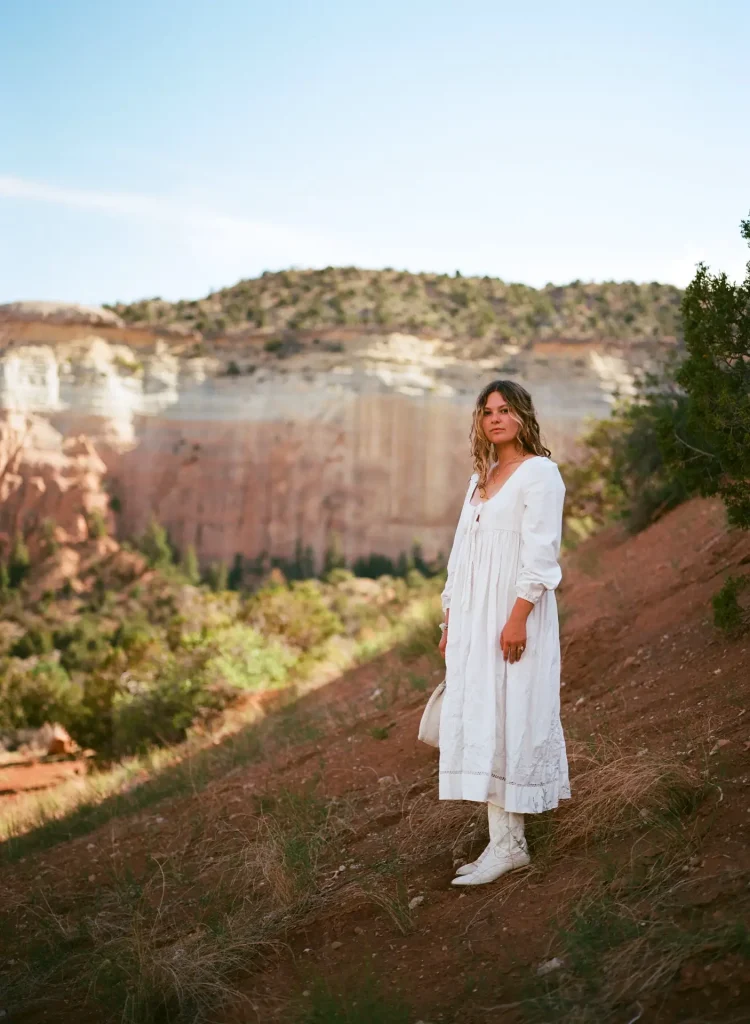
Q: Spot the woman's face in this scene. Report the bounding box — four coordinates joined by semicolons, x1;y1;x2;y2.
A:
481;390;521;446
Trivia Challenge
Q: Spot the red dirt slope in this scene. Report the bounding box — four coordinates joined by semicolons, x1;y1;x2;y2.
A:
2;496;749;1024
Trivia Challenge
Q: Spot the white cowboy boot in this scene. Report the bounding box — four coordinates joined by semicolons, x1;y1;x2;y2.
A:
453;803;510;876
451;805;530;886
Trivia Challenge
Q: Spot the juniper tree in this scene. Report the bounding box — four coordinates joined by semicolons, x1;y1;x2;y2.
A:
181;544;201;585
678;214;750;528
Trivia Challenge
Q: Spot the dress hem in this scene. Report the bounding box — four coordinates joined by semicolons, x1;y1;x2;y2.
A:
438;771;571;814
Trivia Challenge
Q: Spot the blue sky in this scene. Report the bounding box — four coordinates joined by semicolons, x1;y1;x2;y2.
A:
1;0;748;305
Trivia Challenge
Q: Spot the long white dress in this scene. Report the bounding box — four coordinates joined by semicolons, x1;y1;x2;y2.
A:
438;455;571;814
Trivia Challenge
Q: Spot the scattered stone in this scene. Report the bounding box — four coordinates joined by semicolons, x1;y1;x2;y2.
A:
408;895;425;910
47;724;76;756
331;940;343;950
537;956;564;976
710;738;730;755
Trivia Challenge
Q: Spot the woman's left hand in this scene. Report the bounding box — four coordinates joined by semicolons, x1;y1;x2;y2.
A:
500;613;528;664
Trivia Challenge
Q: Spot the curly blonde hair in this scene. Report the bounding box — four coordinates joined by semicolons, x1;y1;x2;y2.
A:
469;380;551;498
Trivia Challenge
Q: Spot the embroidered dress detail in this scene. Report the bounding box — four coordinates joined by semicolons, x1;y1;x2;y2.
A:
438;457;570;814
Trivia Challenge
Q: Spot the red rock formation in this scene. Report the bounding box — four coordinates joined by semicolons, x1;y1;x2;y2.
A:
0;410;114;563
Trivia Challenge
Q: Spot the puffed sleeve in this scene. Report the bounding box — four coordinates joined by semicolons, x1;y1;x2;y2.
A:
440;473;476;613
515;460;565;605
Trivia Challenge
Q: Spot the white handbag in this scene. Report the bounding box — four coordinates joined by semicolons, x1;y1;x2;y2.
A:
418;676;445;748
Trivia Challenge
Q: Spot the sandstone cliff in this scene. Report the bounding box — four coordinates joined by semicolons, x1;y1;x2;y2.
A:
0;299;671;571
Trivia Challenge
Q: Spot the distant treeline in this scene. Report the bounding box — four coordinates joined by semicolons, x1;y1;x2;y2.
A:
133;517;446;593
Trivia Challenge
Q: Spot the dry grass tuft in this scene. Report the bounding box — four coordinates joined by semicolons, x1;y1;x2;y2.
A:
540;739;709;855
400;784;483;865
348;877;415;935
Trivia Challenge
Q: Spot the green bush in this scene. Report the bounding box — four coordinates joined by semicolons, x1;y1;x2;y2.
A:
243;579;344;651
325;567;354;585
87;509;108;539
111;616;158;654
53;618;113;674
112;668;231;754
0;659;80;731
404;567;427;590
202;623;297;691
9;627;54;659
712;574;750;632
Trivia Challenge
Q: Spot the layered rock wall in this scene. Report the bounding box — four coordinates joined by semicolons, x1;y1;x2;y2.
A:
0;302;661;570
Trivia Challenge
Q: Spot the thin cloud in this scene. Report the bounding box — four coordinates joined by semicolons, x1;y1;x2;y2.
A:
0;174;334;255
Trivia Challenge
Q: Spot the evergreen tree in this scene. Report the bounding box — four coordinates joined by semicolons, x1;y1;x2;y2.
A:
138;516;173;568
677;214;750;528
410;540;429;575
352;553;395;578
8;534;30;588
41;518;59;556
181;544;201;585
300;542;316;579
396;550;414;578
227;553;244;590
323;530;346;574
205;561;229;592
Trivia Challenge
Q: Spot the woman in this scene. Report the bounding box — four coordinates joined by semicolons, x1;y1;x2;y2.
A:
437;380;570;886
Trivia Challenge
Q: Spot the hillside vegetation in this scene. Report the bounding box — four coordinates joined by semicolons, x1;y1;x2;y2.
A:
107;268;683;346
0;539;444;762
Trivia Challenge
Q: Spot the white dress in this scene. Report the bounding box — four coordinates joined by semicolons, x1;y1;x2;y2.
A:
438;455;571;814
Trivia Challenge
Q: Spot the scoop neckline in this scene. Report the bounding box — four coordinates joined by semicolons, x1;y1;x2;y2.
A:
469;455;545;507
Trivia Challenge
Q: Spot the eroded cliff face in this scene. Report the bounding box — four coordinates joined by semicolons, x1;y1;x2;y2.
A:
0;302;664;569
0;410;113;562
